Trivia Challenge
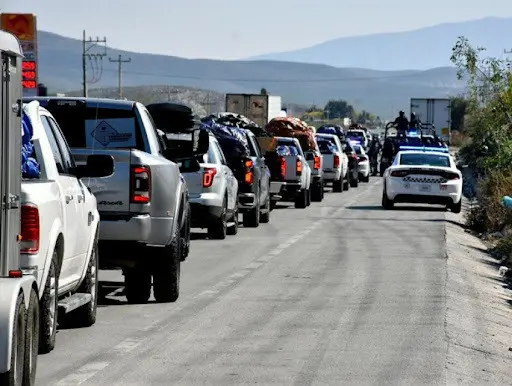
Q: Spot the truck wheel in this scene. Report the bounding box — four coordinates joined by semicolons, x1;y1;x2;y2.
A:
180;206;191;261
295;189;307;209
350;175;359;188
208;201;227;240
451;200;462;214
306;188;312;206
124;263;152;304
227;207;239;235
311;181;323;202
24;288;39;386
153;233;181;303
0;293;25;385
65;240;99;327
243;198;260;228
39;251;58;354
260;195;270;223
333;178;343;192
343;174;350;191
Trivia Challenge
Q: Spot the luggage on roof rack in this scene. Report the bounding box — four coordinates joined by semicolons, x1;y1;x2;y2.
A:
264;117;316;151
146;102;197;133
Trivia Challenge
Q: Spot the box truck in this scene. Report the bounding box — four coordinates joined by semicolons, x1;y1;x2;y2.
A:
410;98;452;144
225;94;282;127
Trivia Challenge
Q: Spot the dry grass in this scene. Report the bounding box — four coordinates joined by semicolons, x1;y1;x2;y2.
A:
450;131;470;148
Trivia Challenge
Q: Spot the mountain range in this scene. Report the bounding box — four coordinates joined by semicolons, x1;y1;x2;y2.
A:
249;17;512;70
34;18;493;117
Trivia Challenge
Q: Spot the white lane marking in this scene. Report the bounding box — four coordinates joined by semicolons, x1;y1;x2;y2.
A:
56;362;110;385
54;180;380;385
105;287;124;297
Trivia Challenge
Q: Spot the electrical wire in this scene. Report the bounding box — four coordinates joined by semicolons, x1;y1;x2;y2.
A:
99;68;455;83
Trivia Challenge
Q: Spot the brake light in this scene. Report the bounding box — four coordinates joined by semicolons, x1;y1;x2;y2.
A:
314;155;321;170
390;170;409;177
244;159;254;185
358;155;368;162
296;159;302;175
278;156;287;180
131;166;151;203
21;204;39;254
333;154;340;168
446;172;460;180
203;167;217;188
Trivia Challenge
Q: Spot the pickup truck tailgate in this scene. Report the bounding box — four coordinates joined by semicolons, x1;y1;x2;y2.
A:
72;148;132;213
283;155;301;181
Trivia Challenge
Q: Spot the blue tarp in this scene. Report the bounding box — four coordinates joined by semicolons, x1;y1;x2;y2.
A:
317;126;344;138
200;119;250;160
21;109;40;179
503;196;512;208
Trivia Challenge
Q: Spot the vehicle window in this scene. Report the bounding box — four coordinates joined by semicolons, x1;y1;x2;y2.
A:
46;116;76;172
353;146;362;155
399;153;450;167
317;140;337;154
249;136;262;158
40;116;65;173
43;102;144;150
215;142;228;165
139;106;160;153
203;140;219;163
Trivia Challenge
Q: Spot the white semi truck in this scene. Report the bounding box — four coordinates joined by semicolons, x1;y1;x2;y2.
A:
0;30;40;385
410;98;452;144
225;93;282;127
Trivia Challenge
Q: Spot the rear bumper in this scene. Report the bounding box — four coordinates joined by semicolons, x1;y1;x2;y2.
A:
99;214;174;246
386;177;462;204
323;169;341;181
238;192;257;212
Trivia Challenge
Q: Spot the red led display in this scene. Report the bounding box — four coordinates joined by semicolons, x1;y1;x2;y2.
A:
22;71;36;80
22;80;36;89
22;61;36;70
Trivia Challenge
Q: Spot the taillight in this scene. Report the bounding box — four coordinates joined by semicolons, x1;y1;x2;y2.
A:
350;154;359;161
314;155;321;170
278;156;287;180
390;170;409;177
203;167;217;188
296;159;302;175
358;155;368;162
131;166;151;203
333;154;340;168
21;204;39;254
446;172;460;180
244;159;254;185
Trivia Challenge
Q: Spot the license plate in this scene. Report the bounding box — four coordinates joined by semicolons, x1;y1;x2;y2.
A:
419;184;431;192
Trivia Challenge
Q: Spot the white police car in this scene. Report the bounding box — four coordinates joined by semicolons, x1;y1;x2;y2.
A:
381;148;462;212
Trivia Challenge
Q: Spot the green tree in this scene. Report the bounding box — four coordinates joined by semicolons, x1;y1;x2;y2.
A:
260;88;268;95
355;110;376;124
323;99;354;119
450;96;468;131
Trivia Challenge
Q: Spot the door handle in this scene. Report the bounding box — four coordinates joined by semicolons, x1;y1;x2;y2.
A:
65;194;73;204
77;194;85;203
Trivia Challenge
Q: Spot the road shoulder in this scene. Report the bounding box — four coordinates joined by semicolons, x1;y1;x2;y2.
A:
445;201;512;384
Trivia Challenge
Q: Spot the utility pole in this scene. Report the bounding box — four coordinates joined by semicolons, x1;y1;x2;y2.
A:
109;54;131;99
82;30;107;97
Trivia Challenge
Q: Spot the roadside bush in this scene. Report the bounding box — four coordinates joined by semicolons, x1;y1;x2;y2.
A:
465;171;512;233
450;130;469;148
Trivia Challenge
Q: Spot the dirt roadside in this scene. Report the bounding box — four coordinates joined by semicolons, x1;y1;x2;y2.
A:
444;201;512;384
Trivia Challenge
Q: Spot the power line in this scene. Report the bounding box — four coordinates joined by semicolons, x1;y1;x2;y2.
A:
82;30;107;97
99;68;453;83
109;54;131;98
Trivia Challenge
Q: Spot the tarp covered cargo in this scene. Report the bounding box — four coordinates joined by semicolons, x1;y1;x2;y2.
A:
317;125;345;138
200;119;250;160
146;102;198;133
22;102;40;179
264;117;316;151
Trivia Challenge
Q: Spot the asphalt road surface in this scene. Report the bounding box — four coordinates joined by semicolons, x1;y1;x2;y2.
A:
37;177;449;385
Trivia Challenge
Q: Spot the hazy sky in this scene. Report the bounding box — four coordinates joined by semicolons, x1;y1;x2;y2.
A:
3;0;512;59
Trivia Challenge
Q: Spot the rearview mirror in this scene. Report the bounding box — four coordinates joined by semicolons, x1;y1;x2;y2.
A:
163;129;210;161
76;154;114;178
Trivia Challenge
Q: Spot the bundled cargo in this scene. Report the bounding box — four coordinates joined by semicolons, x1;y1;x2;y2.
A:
317;125;345;139
200;119;250;160
146;102;198;132
264;117;316;151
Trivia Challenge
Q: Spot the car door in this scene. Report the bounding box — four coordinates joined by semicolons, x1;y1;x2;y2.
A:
249;135;270;203
40;115;83;288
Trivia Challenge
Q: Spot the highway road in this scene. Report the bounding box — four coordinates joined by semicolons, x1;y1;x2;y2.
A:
37;177;449;385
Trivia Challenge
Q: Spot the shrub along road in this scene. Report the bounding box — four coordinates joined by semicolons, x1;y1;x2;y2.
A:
34;177;511;385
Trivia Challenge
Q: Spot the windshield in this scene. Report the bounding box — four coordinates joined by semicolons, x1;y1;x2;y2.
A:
399;153;450;167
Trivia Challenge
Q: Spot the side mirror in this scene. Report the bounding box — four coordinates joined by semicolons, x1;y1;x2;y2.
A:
76;154;114;178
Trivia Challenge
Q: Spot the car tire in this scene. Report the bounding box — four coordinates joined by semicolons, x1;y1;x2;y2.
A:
39;251;58;354
0;293;25;385
451;200;462;214
295;188;308;209
208;201;227;240
306;188;312;206
243;197;260;228
153;232;181;303
63;238;99;328
362;174;370;183
343;174;350;191
227;206;239;235
311;181;323;201
260;194;271;223
23;288;39;386
350;175;359;188
180;205;191;261
333;178;343;192
124;262;152;304
382;190;394;209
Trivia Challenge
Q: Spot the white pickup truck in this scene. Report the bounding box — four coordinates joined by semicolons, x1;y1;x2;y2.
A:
21;101;114;354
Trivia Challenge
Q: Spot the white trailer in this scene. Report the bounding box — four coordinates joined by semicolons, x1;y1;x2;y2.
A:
410;98;452;144
225;93;282;127
0;30;39;385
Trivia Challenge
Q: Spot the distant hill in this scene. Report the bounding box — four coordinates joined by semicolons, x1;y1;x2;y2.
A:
249;17;512;70
37;30;465;117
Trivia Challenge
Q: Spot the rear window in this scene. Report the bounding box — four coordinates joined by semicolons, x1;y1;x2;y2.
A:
43;103;144;150
317;140;337;154
353;145;362;155
399;153;450;167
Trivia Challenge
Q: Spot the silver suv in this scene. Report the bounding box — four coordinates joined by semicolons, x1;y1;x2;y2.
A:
181;134;239;239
